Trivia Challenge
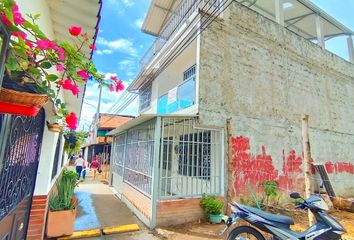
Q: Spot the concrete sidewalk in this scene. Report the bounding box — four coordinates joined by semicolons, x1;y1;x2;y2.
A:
73;174;160;239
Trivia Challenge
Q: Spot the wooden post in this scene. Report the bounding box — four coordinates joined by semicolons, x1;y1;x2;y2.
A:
301;114;315;225
226;118;235;215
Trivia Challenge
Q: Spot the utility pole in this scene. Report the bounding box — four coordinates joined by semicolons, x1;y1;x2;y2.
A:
93;84;103;144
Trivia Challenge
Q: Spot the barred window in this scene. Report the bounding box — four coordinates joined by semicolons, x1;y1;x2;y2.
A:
183;64;196;81
139;84;152;111
178;131;211;180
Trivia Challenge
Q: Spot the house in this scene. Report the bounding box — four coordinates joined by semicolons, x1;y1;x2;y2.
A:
0;1;102;239
83;113;133;163
109;0;354;229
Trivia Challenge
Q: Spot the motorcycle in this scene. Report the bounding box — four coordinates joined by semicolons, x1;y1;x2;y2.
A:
220;192;346;240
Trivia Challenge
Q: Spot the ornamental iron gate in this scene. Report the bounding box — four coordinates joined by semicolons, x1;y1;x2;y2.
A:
0;110;45;240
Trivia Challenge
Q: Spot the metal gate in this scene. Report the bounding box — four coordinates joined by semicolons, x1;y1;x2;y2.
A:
0;110;45;240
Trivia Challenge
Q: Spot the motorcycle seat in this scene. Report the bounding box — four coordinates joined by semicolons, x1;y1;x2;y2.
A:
240;204;294;225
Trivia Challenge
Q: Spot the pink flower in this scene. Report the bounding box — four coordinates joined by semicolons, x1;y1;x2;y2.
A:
12;31;27;40
77;70;89;80
57;48;65;61
13;12;24;25
56;64;64;72
68;26;81;36
90;44;96;50
59;79;80;96
115;80;124;92
109;84;114;92
57;48;65;55
25;41;34;49
65;112;78;130
36;39;50;50
13;3;19;12
110;75;118;81
58;55;65;61
0;13;11;26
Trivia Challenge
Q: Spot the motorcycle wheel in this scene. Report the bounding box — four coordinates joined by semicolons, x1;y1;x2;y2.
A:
227;226;265;240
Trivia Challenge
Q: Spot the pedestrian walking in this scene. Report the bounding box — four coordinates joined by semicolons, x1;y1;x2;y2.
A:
90;156;100;180
75;154;85;180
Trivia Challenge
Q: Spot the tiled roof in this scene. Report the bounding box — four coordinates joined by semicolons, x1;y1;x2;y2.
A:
98;114;133;129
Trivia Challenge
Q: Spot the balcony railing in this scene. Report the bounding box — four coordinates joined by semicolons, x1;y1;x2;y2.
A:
140;0;223;69
157;78;196;114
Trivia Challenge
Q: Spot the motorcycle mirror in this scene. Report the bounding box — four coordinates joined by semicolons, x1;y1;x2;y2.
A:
290;192;301;199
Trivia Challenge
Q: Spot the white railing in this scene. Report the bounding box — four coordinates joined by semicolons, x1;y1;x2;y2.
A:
140;0;223;70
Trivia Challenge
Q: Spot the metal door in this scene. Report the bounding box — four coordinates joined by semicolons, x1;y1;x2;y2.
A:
0;110;45;240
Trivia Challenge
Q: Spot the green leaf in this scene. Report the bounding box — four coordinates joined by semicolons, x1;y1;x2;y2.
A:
28;67;41;76
46;74;58;82
5;57;17;71
40;62;52;69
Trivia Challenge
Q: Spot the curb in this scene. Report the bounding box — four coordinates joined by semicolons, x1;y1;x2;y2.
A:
57;224;140;239
57;229;101;239
103;224;140;235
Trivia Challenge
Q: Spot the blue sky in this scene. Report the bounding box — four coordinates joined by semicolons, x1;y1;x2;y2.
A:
80;0;354;130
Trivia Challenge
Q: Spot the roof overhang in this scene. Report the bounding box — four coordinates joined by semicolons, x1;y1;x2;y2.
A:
46;0;102;117
107;113;198;136
238;0;353;39
142;0;181;36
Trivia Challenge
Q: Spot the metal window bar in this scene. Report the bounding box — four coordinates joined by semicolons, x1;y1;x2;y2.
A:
122;119;156;197
112;133;126;176
158;117;222;199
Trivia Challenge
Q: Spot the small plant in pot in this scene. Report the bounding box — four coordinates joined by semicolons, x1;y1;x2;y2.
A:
200;193;224;223
47;169;78;238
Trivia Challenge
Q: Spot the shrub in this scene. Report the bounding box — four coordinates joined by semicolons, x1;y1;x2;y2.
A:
49;169;78;211
200;194;224;215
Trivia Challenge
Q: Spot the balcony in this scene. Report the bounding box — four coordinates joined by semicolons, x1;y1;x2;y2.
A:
140;0;223;70
157;78;196;114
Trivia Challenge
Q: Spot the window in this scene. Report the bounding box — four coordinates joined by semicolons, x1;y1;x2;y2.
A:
51;134;62;180
139;84;152;111
157;64;196;114
183;64;196;81
178;131;211;180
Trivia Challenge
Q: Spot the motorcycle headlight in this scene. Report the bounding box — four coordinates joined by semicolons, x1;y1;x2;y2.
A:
313;198;329;211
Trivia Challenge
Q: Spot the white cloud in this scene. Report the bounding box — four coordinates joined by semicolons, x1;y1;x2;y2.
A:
96;37;137;57
131;18;143;29
96;49;113;55
118;59;137;78
107;0;135;15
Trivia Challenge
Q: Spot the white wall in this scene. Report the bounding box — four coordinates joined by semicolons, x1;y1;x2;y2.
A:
18;0;68;196
142;40;198;115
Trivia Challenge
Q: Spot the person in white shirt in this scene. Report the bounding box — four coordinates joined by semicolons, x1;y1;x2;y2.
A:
75;154;85;180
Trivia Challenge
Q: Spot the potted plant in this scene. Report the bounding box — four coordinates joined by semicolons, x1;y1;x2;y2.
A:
47;169;78;238
0;0;124;128
200;194;224;223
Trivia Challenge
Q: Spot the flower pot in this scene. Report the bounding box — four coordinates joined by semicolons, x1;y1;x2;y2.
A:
46;197;78;238
47;123;63;132
0;73;48;116
209;214;223;224
0;88;48;116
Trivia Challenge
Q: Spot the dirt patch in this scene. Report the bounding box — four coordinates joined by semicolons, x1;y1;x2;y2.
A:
157;208;354;240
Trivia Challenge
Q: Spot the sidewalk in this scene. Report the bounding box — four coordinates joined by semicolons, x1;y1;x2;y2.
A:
72;171;160;239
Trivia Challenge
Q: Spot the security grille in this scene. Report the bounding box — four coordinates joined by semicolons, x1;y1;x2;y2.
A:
159;118;222;199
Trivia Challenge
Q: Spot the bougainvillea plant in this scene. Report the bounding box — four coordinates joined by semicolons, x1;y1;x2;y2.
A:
0;0;124;130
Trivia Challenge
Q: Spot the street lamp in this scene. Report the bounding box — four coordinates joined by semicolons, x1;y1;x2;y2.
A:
0;17;10;88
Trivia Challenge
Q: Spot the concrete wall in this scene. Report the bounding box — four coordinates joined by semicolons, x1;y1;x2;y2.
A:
198;2;354;198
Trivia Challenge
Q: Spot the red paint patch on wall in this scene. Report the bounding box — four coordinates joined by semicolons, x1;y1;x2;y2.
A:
232;136;354;196
325;162;354;174
232;136;304;196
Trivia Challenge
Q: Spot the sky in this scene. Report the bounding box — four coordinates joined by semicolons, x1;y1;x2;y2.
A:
79;0;354;130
